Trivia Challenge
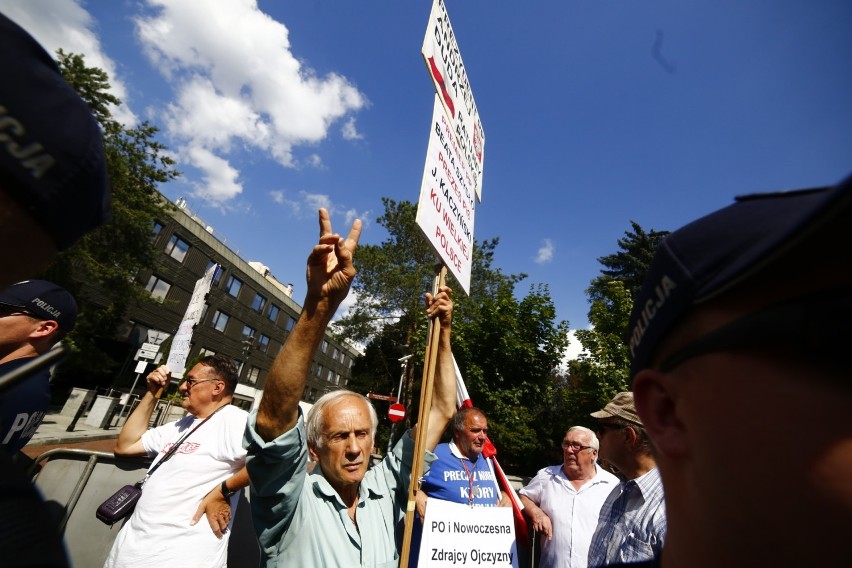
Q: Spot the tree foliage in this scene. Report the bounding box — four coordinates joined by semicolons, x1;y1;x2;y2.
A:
336;199;569;473
588;220;669;305
567;280;633;419
37;51;178;392
566;221;668;426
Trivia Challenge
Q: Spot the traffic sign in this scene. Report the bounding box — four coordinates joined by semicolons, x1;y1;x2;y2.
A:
388;403;406;423
367;393;398;402
147;330;170;345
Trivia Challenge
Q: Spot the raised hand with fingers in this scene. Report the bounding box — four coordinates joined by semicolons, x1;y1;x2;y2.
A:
306;207;362;310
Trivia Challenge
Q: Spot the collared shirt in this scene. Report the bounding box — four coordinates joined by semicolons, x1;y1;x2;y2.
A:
244;409;435;567
520;463;619;568
587;467;666;567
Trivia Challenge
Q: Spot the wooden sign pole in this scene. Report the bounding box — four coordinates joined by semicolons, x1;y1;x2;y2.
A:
399;264;447;568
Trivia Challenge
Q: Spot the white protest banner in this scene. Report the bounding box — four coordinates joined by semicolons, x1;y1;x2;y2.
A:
165;319;195;379
416;95;476;294
417;498;518;567
421;0;485;201
183;263;217;324
165;263;218;378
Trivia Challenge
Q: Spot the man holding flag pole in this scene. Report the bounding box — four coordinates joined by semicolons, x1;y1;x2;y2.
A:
408;358;529;566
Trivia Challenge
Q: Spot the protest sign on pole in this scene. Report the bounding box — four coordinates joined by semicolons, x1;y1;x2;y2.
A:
421;0;485;202
416;95;476;294
417;499;518;567
165;263;218;379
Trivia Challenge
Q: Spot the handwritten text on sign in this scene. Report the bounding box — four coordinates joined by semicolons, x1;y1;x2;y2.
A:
416;95;476;294
417;498;518;567
421;0;485;201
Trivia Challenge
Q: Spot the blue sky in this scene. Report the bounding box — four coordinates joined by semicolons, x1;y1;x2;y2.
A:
4;1;851;352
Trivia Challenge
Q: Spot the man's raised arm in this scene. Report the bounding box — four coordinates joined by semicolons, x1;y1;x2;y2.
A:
423;285;458;451
254;208;361;442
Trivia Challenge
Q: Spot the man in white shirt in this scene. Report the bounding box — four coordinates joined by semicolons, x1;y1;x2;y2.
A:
105;355;249;568
520;426;618;568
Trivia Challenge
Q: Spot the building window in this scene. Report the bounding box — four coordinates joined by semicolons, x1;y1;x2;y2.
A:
267;304;280;323
332;347;340;361
315;364;324;378
199;348;216;357
144;275;171;301
258;334;270;353
251;292;267;313
165;234;190;262
326;369;335;383
246;366;260;385
285;317;295;332
207;260;224;286
334;373;341;386
211;310;229;332
225;275;242;297
152;221;164;236
241;324;256;339
321;340;329;353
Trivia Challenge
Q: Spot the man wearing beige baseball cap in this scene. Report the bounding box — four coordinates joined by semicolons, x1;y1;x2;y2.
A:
587;392;666;567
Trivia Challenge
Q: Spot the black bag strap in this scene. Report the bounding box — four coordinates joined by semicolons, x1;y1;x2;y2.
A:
140;403;228;485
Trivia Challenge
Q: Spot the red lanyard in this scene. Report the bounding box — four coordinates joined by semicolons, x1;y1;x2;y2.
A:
460;458;477;507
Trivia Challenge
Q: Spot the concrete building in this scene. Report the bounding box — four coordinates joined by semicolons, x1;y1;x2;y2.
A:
116;198;358;411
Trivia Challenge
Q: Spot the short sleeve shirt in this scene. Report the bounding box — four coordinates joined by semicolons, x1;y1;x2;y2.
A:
520;464;619;568
245;409;436;567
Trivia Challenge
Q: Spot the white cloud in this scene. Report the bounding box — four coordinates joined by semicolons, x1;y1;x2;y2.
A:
300;191;332;212
3;0;369;204
344;208;369;227
269;190;285;204
535;239;555;264
341;117;363;140
306;154;324;168
186;146;243;202
133;0;367;202
0;0;138;125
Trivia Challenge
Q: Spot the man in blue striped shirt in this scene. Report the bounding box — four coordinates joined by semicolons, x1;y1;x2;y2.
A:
587;392;666;567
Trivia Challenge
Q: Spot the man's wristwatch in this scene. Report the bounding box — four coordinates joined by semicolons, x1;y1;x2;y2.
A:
220;479;237;499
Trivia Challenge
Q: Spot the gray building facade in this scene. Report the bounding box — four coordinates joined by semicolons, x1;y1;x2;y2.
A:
120;199;357;411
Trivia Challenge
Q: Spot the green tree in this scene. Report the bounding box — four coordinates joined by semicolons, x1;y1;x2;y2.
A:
567;280;634;419
38;52;178;393
588;220;669;304
566;221;668;425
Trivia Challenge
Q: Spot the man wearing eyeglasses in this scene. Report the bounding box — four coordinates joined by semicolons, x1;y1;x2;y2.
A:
107;355;249;567
0;280;76;455
626;174;852;568
587;392;665;567
519;426;618;568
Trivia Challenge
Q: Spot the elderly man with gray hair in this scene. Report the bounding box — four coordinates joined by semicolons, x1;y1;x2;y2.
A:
244;209;457;567
520;426;619;568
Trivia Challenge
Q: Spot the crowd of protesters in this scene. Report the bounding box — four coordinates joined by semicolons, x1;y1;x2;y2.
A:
2;8;851;568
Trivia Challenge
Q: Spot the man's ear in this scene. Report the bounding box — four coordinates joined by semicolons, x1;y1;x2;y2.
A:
30;319;59;339
308;443;320;463
633;369;689;459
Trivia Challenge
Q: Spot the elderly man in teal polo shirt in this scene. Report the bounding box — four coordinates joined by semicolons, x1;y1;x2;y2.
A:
244;209;458;567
